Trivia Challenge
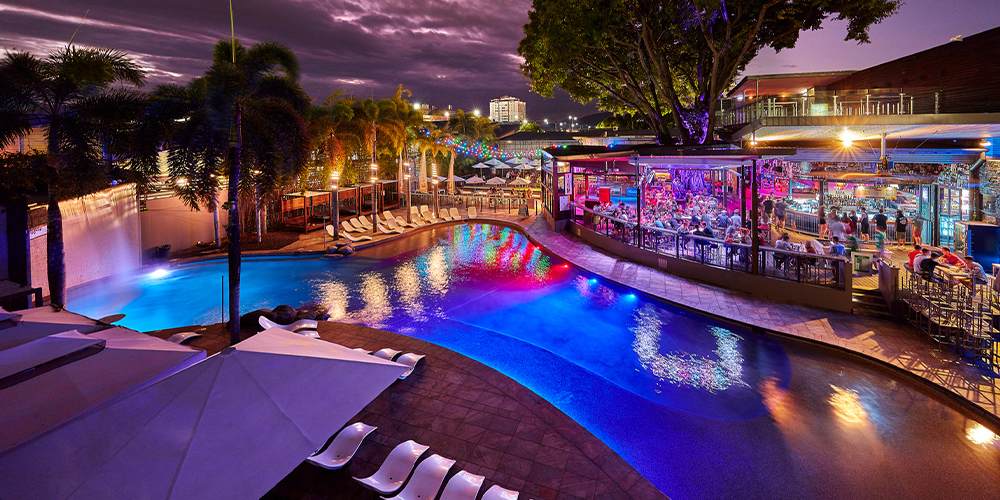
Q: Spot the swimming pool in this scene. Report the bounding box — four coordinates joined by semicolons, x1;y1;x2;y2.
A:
68;223;1000;499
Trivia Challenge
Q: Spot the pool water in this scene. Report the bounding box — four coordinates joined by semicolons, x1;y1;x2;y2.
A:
68;224;1000;499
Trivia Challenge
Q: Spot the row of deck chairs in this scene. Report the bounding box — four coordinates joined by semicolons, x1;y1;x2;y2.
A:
308;426;521;500
328;206;480;244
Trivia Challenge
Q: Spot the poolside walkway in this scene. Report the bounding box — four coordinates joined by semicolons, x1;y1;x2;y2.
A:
281;207;1000;423
148;321;665;500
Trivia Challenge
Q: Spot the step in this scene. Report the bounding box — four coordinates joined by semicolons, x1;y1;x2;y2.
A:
852;307;898;320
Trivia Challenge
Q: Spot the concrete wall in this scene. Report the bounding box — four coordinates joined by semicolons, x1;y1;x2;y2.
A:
568;222;854;312
30;185;142;297
140;191;228;260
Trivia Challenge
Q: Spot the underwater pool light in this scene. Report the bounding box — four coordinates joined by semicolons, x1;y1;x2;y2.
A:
150;268;169;279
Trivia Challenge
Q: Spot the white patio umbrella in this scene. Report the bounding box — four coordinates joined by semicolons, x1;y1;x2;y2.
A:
0;328;406;500
465;175;485;184
509;177;531;186
514;164;534;171
486;177;507;185
484;158;503;167
0;305;105;351
0;327;206;452
506;157;525;165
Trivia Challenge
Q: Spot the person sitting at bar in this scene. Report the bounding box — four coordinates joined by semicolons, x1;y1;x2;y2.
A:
919;252;943;281
774;233;793;270
913;248;930;272
939;247;966;268
962;256;988;285
907;244;923;268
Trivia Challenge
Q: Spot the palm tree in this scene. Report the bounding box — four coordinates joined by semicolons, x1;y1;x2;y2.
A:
0;46;158;308
416;127;449;193
201;39;311;344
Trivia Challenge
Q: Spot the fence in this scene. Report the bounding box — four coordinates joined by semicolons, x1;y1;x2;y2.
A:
572;204;849;291
718;90;922;127
407;192;540;217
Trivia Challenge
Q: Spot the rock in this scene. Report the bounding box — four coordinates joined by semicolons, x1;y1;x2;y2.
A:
296;310;317;321
297;301;319;312
240;309;272;332
336;245;355;256
271;304;297;324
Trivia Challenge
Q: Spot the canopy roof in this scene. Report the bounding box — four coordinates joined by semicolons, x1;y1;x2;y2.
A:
0;328;405;500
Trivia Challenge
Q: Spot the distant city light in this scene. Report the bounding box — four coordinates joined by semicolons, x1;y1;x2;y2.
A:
473;109;480;117
414;103;421;110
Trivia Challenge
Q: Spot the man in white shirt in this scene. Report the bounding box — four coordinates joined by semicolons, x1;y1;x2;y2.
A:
912;248;930;272
828;216;847;242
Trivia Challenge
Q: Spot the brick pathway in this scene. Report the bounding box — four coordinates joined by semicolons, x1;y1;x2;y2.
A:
277;207;999;423
148;322;665;500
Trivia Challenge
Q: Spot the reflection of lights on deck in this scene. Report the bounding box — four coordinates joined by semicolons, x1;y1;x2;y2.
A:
150;269;169;278
828;385;868;424
966;422;998;448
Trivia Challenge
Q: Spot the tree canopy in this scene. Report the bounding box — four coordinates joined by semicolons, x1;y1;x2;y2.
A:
519;0;901;145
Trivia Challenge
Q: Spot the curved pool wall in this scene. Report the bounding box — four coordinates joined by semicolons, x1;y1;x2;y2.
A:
68;224;1000;500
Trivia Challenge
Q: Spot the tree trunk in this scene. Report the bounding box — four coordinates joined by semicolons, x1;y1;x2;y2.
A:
254;186;262;244
419;149;428;192
46;183;66;308
45;122;67;308
212;196;221;248
448;151;456;194
227;104;243;345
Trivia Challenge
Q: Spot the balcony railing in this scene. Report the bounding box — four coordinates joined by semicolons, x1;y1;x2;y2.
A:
718;90;921;127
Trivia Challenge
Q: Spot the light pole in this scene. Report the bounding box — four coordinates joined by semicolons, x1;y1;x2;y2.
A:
432;162;440;219
404;162;412;223
331;169;339;242
370;161;378;235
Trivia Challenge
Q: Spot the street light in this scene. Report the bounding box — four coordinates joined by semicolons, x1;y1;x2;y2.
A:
330;168;339;241
431;162;440;219
473;109;480;117
370;162;378;235
404;166;412;223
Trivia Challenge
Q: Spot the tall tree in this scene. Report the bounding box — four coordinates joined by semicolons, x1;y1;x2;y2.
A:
520;0;900;145
201;39;311;344
0;47;158;307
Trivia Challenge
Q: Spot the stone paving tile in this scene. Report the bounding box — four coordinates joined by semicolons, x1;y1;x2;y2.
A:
149;320;663;500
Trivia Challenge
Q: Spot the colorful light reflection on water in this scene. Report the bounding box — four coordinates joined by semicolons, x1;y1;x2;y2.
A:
66;223;1000;500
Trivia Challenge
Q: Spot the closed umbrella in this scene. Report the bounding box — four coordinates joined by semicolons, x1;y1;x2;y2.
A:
0;328;406;500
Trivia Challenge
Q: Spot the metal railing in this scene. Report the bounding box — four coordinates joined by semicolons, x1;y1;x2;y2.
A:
782;210;916;242
899;265;998;368
718;91;919;127
572;204;848;291
407;192;540;217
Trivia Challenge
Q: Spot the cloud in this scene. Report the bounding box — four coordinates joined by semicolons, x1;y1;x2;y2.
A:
0;0;598;119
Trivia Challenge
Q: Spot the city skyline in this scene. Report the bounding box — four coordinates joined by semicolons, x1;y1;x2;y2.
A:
1;0;998;121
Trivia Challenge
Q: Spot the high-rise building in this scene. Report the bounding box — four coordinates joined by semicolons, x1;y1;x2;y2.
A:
489;96;527;124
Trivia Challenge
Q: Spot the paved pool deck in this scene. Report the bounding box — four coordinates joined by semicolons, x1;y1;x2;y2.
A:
281;208;999;424
148;321;665;500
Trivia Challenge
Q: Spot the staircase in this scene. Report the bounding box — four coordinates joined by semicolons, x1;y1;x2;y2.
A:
852;288;896;320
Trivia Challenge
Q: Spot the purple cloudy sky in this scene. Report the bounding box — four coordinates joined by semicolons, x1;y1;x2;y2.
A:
1;0;998;121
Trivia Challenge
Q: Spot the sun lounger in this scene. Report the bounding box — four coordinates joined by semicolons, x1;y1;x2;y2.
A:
166;332;202;344
359;215;375;227
467;206;478;219
449;207;462;220
383;211;413;228
440;211;454;222
420;207;438;223
481;485;519;500
375;215;404;234
353;440;430;495
307;422;377;470
350;218;369;231
438;470;485;500
340;221;359;234
409;206;424;224
373;348;402;361
259;316;320;338
395;353;425;380
383;454;455;500
340;229;373;243
396;215;419;228
384;217;408;232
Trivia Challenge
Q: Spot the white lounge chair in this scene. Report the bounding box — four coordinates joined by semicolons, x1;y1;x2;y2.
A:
440;211;454;222
449;207;462;220
481;485;519;500
373;348;402;361
307;422;377;470
383;211;412;228
350;218;369;231
340;221;358;234
384;217;407;232
409;207;426;225
467;206;478;219
353;440;430;495
259;316;320;338
396;215;418;228
334;225;373;243
166;332;202;344
383;454;455;500
395;353;425;380
359;215;376;227
420;205;438;223
438;470;485;500
375;215;404;234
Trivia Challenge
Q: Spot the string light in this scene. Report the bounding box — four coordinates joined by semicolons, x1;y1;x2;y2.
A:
418;128;545;160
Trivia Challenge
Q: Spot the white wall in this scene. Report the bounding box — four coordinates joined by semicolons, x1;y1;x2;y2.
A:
30;185;142;297
139;191;229;258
